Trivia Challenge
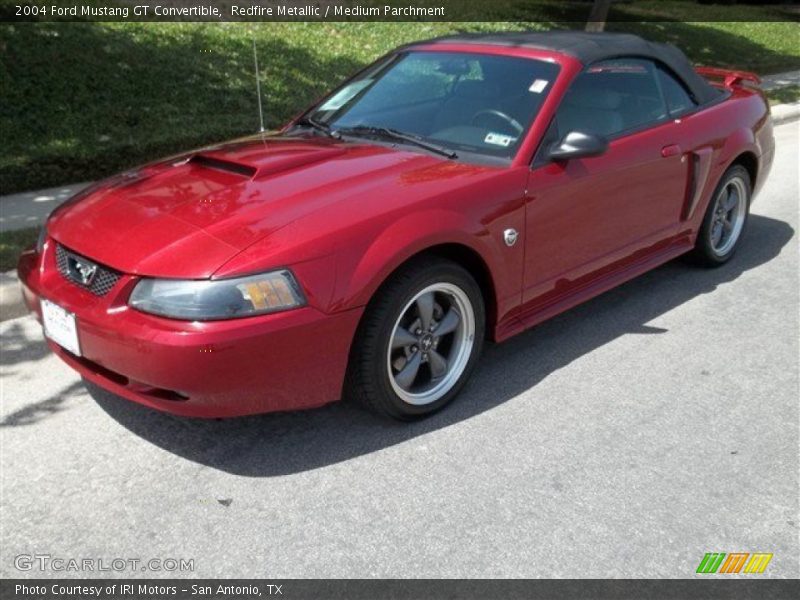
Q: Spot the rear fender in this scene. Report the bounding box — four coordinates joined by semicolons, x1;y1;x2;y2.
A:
690;127;760;229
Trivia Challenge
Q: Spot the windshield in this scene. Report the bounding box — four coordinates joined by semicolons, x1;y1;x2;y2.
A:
301;51;560;161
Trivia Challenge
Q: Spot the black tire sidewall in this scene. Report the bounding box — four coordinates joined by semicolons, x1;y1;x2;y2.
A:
358;259;485;419
696;165;752;266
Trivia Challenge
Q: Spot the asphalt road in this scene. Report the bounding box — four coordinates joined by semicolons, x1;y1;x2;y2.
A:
1;121;797;579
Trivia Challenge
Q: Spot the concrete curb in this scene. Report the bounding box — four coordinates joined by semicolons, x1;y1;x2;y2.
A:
771;101;800;126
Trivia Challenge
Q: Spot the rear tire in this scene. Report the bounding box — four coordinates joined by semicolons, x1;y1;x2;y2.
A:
689;165;751;267
345;257;485;420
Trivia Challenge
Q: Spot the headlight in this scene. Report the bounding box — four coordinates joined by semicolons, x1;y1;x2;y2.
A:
36;227;47;254
129;270;306;320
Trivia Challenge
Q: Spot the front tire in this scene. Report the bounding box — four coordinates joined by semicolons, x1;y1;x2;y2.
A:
346;257;485;420
690;165;751;267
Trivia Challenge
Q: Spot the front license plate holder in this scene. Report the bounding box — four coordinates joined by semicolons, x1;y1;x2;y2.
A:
41;299;81;357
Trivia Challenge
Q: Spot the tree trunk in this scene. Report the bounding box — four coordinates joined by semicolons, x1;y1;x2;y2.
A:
585;0;613;32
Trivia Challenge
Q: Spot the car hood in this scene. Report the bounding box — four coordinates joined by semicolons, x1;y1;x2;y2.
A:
48;134;480;278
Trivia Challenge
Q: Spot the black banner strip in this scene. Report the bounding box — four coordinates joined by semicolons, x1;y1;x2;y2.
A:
3;0;800;23
3;579;800;600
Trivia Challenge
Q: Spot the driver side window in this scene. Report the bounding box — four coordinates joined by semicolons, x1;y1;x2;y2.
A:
556;58;668;139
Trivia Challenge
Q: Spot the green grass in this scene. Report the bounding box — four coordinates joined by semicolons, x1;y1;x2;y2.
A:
1;9;798;194
0;226;38;271
767;84;800;106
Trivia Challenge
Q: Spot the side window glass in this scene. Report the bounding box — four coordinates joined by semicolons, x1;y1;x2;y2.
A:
556;58;668;138
657;66;697;116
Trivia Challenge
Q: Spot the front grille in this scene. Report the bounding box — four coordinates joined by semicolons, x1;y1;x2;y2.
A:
55;244;121;296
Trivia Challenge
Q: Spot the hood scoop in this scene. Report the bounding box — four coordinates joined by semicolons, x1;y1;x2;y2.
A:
189;146;348;182
189;154;257;178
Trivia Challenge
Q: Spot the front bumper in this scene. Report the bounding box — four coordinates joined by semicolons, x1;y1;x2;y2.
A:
18;243;362;418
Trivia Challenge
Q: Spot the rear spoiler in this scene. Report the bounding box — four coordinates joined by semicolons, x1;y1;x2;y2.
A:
695;66;761;89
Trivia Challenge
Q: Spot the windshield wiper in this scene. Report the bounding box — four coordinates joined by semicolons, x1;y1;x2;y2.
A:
336;125;457;159
294;116;340;139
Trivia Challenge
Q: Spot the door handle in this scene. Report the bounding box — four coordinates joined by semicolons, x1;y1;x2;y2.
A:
661;144;682;158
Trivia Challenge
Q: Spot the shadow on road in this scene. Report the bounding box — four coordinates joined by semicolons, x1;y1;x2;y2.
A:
68;214;793;475
0;381;84;427
0;318;51;368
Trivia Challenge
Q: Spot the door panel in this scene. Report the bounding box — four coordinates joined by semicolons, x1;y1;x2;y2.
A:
523;120;688;307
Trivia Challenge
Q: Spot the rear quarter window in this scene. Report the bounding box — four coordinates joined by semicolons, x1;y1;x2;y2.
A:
657;66;697;116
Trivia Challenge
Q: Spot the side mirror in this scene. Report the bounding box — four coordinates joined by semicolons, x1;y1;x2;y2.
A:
548;131;609;161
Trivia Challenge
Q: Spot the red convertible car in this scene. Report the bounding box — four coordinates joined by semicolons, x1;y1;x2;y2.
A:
19;32;774;420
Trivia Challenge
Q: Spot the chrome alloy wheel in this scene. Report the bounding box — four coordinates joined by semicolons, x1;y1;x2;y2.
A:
387;283;476;406
710;176;747;256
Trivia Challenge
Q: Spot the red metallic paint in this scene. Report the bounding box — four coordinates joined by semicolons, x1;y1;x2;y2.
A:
19;244;362;417
18;43;773;417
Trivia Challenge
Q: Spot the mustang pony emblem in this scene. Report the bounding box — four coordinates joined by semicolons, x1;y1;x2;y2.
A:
68;256;98;286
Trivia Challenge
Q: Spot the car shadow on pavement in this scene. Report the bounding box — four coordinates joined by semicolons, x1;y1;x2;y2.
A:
87;214;795;477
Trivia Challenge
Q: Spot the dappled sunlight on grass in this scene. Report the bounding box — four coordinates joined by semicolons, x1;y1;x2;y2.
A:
1;17;798;193
0;226;38;271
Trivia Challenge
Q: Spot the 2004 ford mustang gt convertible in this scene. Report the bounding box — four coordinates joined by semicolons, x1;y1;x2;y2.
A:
19;32;775;420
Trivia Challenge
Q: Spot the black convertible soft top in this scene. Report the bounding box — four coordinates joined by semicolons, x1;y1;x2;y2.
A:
408;31;720;105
